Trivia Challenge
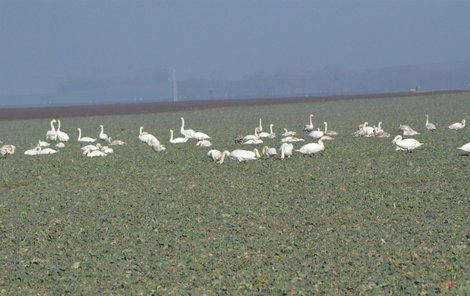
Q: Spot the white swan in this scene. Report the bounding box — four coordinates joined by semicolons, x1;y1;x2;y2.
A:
46;119;57;141
99;124;109;141
193;131;211;141
281;136;304;143
392;135;423;152
169;129;189;144
457;142;470;154
38;147;58;155
324;121;338;136
242;138;263;145
262;146;277;158
84;150;107;157
448;119;465;130
56;120;70;142
100;145;114;154
296;136;333;156
196;140;212;147
362;122;375;137
0;145;15;158
207;149;223;162
255;118;263;133
280;143;294;159
151;143;166;152
243;129;260;142
219;148;261;163
282;128;296;137
77;128;96;143
398;124;420;136
138;126;158;145
107;137;126;146
425;114;436;131
55;142;65;148
38;140;50;147
24;146;41;156
303;114;314;132
308;127;324;139
259;123;275;138
180;117;195;138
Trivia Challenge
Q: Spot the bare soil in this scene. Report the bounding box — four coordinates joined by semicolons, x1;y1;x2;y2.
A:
0;90;466;121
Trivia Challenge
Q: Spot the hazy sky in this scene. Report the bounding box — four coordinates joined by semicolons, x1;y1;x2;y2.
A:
1;0;469;96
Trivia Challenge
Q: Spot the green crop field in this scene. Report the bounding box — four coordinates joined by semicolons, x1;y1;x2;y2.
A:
1;93;469;294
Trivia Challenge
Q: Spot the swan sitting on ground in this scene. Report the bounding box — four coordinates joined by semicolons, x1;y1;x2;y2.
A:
309;127;324;139
84;149;107;157
218;149;261;163
207;149;223;162
138;126;158;145
56;120;70;142
55;142;65;148
448;119;466;130
282;128;296;137
392;135;423;152
38;147;58;155
303;114;314;132
99;125;109;141
38;140;50;147
107;137;126;146
457;143;470;155
281;136;304;143
77;128;96;143
296;136;334;156
192;131;211;141
169;129;189;144
262;146;277;158
243;129;260;142
0;145;16;157
280;143;294;159
242;138;263;145
180;117;196;138
196;140;212;147
24;146;41;156
323;121;338;136
398;124;420;136
425;114;436;131
258;123;274;138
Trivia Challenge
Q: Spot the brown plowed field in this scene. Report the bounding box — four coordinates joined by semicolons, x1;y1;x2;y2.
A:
0;90;467;121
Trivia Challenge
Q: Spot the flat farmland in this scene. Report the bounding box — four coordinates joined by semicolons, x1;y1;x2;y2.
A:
0;92;469;294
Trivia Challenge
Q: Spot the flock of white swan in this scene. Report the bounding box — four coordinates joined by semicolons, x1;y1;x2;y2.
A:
0;114;469;161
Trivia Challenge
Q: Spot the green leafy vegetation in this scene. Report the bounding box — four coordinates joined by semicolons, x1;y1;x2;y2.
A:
0;93;469;294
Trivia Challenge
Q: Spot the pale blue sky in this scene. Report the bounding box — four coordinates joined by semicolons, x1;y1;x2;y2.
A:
1;0;469;96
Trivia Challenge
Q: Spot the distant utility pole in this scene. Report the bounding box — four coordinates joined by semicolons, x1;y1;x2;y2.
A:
172;69;178;102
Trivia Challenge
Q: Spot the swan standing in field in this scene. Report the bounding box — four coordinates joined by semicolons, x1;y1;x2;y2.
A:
180;117;195;138
196;139;213;147
457;143;470;155
46;119;57;141
207;149;223;162
392;135;423;152
77;128;96;143
282;128;296;137
56;120;70;142
262;146;277;158
425;114;436;131
280;143;294;159
169;129;189;144
303;114;314;132
296;136;334;156
323;121;338;137
448;119;466;130
99;125;109;141
218;148;261;163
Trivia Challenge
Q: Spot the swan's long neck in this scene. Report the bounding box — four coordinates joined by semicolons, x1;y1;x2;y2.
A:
259;118;262;130
57;120;61;131
378;122;382;129
425;115;429;125
324;122;328;132
181;118;185;130
170;130;174;141
77;128;81;140
219;151;230;164
270;124;273;133
139;126;144;135
254;148;261;158
50;120;56;131
100;125;104;133
309;115;313;126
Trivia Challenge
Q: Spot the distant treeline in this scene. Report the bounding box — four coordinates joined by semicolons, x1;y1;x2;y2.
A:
57;63;470;102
